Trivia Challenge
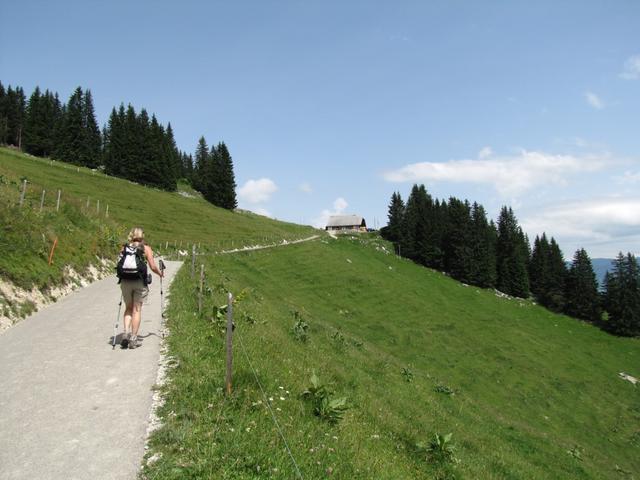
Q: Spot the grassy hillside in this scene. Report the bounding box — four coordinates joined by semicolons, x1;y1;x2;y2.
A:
0;147;315;248
2;148;638;478
144;235;639;479
0;147;316;292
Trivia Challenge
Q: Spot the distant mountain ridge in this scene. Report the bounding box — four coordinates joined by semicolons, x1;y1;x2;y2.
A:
591;258;615;287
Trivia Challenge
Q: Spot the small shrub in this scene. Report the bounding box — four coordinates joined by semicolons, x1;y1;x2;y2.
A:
291;310;309;342
401;367;414;383
566;445;583;461
242;312;257;325
419;433;458;465
301;372;348;424
434;384;455;395
331;329;347;345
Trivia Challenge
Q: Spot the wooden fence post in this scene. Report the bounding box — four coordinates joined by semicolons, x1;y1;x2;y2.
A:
40;190;46;212
191;244;196;277
56;190;61;212
225;292;234;396
105;204;109;218
96;199;100;214
198;264;204;314
19;179;27;207
86;197;90;209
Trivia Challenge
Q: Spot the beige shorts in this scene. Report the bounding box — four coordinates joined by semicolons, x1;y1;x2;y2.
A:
120;279;149;305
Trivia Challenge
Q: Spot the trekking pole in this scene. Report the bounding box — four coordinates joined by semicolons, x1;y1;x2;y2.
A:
112;295;123;350
159;259;166;319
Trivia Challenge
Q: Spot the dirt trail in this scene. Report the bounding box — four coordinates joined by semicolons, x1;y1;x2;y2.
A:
0;261;182;480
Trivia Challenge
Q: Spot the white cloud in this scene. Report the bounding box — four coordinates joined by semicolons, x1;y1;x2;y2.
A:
299;182;313;194
620;54;640;80
312;197;349;228
478;146;493;159
521;197;640;256
249;207;273;218
333;197;348;212
238;178;278;203
585;91;605;109
616;171;640;184
382;150;607;197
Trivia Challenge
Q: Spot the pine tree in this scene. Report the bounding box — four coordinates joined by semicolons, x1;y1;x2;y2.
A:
382;192;405;243
496;206;530;297
165;123;181;183
81;89;102;167
182;152;194;182
603;253;640;336
444;197;473;282
565;248;601;322
24;86;44;155
54;87;84;164
103;105;124;176
469;203;497;288
41;90;62;157
545;238;567;312
529;234;551;300
400;185;431;264
2;85;26;148
216;142;237;209
193;136;209;192
123;104;142;181
0;81;7;144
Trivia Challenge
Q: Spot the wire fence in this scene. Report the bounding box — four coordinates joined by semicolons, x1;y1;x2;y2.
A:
189;263;305;479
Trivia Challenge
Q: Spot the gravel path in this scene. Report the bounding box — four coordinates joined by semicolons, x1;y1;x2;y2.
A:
0;261;182;480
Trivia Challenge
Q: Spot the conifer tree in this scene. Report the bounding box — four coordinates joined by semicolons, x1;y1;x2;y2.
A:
565;248;601;322
123;104;142;180
603;253;640;336
545;238;567;311
182;152;194;181
81;89;102;167
496;206;530;297
54;87;84;164
0;81;7;144
103;105;126;176
193;136;209;192
444;197;473;282
24;86;44;155
382;192;405;243
400;185;432;264
216;142;237;209
41;90;62;157
1;85;26;148
530;234;550;299
165;123;181;181
469;203;497;288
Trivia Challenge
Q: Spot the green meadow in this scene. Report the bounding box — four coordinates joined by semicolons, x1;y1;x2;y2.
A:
144;236;639;479
0;147;314;292
1;148;638;478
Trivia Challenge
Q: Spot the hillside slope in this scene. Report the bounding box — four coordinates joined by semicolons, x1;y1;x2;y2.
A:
145;235;640;479
0;147;315;249
0;147;316;326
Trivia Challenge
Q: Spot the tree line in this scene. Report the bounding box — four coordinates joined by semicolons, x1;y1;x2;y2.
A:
381;185;640;337
0;81;236;209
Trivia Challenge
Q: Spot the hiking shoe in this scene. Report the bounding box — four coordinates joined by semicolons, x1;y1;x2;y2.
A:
120;332;130;349
129;335;138;349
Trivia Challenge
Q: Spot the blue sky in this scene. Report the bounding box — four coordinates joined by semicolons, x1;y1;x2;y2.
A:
2;0;639;258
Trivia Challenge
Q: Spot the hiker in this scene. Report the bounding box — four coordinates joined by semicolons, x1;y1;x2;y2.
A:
117;227;164;349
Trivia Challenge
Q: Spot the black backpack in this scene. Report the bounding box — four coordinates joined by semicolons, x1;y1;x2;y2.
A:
116;244;148;284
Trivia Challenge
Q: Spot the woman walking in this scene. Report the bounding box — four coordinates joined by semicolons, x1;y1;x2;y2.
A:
117;227;164;349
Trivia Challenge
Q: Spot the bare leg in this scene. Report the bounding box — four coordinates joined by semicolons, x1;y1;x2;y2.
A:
131;302;143;336
123;304;133;334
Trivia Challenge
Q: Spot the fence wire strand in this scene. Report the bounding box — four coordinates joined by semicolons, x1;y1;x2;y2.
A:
235;329;304;479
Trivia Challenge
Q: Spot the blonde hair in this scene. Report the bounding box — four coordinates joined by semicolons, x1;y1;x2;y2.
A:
127;227;145;247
